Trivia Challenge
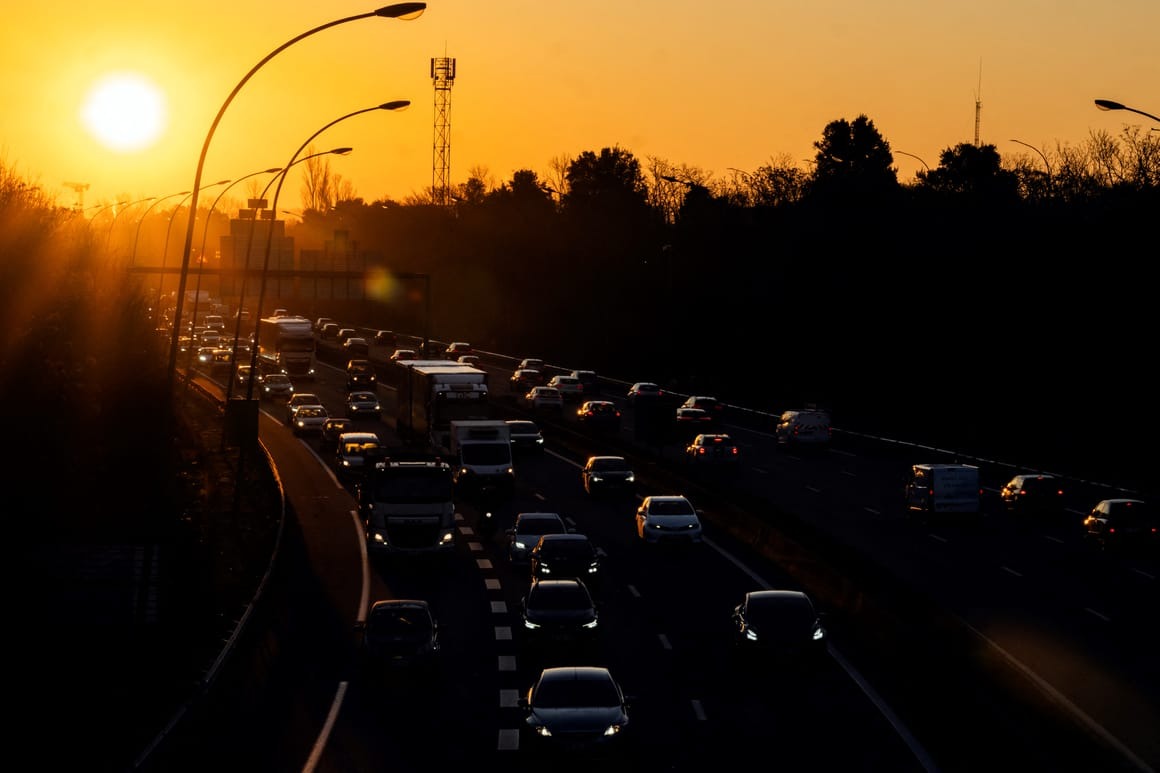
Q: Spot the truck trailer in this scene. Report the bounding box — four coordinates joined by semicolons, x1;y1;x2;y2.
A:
256;314;316;379
395;362;490;452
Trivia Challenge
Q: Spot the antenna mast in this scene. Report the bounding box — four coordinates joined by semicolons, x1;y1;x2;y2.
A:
430;55;456;207
974;60;982;146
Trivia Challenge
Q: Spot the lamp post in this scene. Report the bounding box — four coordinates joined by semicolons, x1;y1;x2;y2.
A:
894;150;930;173
106;196;155;254
1009;139;1052;196
183;167;282;381
167;2;427;397
245;100;410;401
87;200;123;226
222;147;352;404
156;180;230;329
131;190;191;327
1094;99;1160;125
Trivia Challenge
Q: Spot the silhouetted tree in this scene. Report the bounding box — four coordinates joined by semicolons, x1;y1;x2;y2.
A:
808;115;898;200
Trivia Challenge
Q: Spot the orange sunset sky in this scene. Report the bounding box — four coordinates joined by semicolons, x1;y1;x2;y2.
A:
2;1;1157;211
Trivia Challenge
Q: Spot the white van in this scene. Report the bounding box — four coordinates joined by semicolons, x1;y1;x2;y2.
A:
775;409;832;447
904;463;981;517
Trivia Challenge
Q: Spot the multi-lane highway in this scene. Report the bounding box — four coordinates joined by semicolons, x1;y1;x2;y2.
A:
153;339;1157;773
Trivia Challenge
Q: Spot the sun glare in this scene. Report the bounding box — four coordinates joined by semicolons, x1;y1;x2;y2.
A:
81;72;167;153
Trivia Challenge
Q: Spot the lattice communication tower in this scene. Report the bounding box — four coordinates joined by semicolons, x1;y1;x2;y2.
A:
431;57;456;207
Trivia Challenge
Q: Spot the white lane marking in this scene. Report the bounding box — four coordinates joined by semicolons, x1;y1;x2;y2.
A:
928;534;948;544
842;470;856;477
864;507;882;516
806;485;821;494
498;655;517;671
499;689;520;708
627;584;641;598
485;578;501;590
1001;566;1024;577
491;600;508;614
691;699;707;721
495;626;513;641
1132;567;1155;581
658;633;672;650
302;681;348;773
476;558;494;570
1045;535;1065;544
497;728;520;751
1084;607;1111;623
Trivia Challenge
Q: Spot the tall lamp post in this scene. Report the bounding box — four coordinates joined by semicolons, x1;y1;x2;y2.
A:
894;150;930;173
183;167;282;380
106;196;155;254
1009;139;1052;196
222;147;352;403
156;181;230;328
1094;99;1160;126
167;2;427;397
245;100;410;401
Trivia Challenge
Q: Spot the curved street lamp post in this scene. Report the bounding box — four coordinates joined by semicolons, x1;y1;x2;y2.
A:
894;150;930;173
166;2;427;396
1094;99;1160;126
106;196;155;254
156;181;230;328
1009;139;1052;196
244;101;410;401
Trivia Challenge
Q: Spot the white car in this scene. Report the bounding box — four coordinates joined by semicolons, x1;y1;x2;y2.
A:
546;374;584;402
288;404;329;436
635;495;703;544
525;385;564;412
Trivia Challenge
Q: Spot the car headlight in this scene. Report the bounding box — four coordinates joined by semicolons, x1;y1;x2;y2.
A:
746;628;759;641
603;723;622;736
534;724;552;737
582;618;599;629
538;563;551;574
524;619;541;630
625;473;635;482
588;562;600;573
514;540;528;550
812;625;826;642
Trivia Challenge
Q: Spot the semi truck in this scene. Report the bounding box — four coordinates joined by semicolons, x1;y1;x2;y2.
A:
256;314;316;379
395;362;491;452
448;419;515;496
356;451;457;555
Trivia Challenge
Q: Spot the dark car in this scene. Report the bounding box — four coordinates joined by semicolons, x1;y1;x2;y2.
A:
319;322;341;340
576;400;621;432
581;455;635;497
506;419;545;454
355;599;440;675
731;589;828;668
519;578;599;645
346;390;382;420
685;433;741;466
529;533;601;583
507;512;569;563
320;417;354;454
520;666;630;751
1082;498;1157;554
570;369;599;396
372;329;397;349
510;368;544;393
346;358;377;390
999;473;1066;519
674;406;713;441
681;395;724;422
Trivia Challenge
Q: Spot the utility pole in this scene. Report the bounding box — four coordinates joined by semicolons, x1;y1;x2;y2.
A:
64;181;90;211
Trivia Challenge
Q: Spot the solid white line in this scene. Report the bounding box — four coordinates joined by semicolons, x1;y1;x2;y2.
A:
1001;566;1024;577
302;681;348;773
1084;607;1111;623
805;485;821;494
928;534;948;544
691;699;707;721
1132;568;1155;581
658;633;672;650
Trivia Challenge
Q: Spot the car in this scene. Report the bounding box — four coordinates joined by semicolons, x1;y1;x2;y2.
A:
319;322;341;340
569;369;599;396
345;358;377;390
319;417;354;454
999;473;1066;519
576;400;621;432
518;357;545;372
355;599;440;674
635;495;703;544
457;354;481;367
681;395;724;422
525;385;564;412
519;578;599;645
372;329;397;348
288;403;328;435
284;392;323;424
206;347;234;374
507;512;569;563
674;406;714;440
581;455;635;497
390;348;417;363
195;345;218;368
345;390;382;420
626;381;663;403
529;533;601;583
257;371;294;401
546;374;584;402
510;368;544;392
520;666;630;751
342;336;370;357
1082;498;1157;554
335;327;358;344
686;433;741;465
313;317;336;334
234;364;254;391
775;408;832;447
444;341;473;359
506;419;545;454
334;431;381;480
731;589;828;667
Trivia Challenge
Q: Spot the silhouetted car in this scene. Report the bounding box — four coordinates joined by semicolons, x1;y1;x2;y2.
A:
674;406;713;440
525;386;564;412
999;473;1066;519
346;359;377;390
507;512;569;563
320;417;354;454
288;404;328;436
506;419;545;454
520;666;630;751
520;578;599;646
731;589;828;668
626;381;662;404
685;433;741;466
313;317;336;333
355;599;440;675
457;354;481;367
343;336;370;357
345;390;382;420
336;327;358;344
1082;498;1157;554
546;374;584;402
319;322;340;340
518;357;545;372
569;369;599;396
444;341;473;359
284;392;323;424
511;368;544;392
390;348;417;363
529;533;601;583
635;495;702;544
581;455;635;497
257;372;294;401
576;400;621;432
680;395;724;422
334;431;381;481
372;329;397;348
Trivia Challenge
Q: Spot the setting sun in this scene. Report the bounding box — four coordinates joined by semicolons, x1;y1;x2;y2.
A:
80;72;167;153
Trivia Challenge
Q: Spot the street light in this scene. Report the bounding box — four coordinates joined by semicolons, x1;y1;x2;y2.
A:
167;2;427;396
222;148;352;403
183;167;283;380
245;100;410;401
156;181;230;328
131;189;191;277
1094;99;1160;125
1009;139;1053;196
894;150;930;172
106;196;155;253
